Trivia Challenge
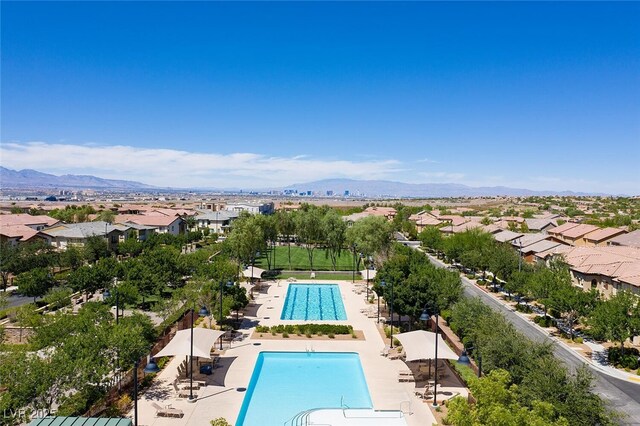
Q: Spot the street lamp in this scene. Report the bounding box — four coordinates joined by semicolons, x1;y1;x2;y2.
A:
352;244;357;283
457;346;482;378
421;304;440;407
104;277;120;324
380;280;394;348
219;280;233;350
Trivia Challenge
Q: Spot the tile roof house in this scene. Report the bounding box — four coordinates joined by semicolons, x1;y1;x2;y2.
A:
115;214;186;235
408;211;442;233
548;246;640;297
560;224;601;246
493;230;524;243
583;227;627;247
524;218;558;233
194;210;240;233
0;224;50;246
42;221;132;250
0;213;59;230
608;229;640;249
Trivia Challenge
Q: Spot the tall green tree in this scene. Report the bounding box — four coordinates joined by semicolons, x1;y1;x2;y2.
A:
16;267;55;302
588;291;640;353
322;210;347;271
276;210;296;269
295;207;324;270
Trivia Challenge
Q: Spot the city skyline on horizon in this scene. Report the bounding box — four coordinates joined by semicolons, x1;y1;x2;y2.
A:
2;2;639;194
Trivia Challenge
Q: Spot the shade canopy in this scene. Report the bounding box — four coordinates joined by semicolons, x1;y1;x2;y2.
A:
395;330;459;362
155;328;224;359
242;266;266;279
359;269;377;280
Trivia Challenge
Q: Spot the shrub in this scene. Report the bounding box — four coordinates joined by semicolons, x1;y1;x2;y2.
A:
282;332;289;338
305;332;312;338
514;303;532;313
384;325;400;338
608;346;640;370
393;338;400;347
573;337;583;344
210;418;231;426
317;331;323;336
255;326;269;333
328;333;335;339
533;315;554;328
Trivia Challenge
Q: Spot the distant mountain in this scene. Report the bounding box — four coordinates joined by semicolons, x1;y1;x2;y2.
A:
0;167;156;190
283;178;599;197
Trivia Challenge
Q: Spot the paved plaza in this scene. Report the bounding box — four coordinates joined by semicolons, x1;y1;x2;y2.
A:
130;279;469;425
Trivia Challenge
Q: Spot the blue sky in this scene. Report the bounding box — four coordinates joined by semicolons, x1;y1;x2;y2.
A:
1;1;639;193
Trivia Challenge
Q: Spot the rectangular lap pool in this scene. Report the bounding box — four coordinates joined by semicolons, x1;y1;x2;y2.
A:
236;352;372;426
280;283;347;320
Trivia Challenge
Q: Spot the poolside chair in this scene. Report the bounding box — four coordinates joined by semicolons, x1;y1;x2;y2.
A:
414;386;433;400
398;370;415;382
151;402;184;418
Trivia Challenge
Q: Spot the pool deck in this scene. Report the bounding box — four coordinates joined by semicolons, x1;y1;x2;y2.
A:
133;279;441;426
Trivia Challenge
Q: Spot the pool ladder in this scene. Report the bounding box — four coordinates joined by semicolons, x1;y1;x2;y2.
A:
284;408;331;426
305;344;315;354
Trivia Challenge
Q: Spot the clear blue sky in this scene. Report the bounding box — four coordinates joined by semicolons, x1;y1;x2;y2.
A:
2;1;639;193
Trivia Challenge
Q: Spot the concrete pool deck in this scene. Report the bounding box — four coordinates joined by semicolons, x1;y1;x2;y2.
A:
133;279;442;426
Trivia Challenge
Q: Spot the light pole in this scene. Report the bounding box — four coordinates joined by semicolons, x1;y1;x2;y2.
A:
188;303;210;402
219;280;233;350
104;277;120;324
133;360;139;426
420;304;440;407
518;238;523;272
352;244;356;283
457;346;482;378
381;280;394;348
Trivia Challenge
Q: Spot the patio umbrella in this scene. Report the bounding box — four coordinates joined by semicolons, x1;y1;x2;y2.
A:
242;266;266;280
359;269;377;280
395;330;458;362
155;328;225;359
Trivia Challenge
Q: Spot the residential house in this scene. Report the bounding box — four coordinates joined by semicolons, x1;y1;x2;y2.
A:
543;246;640;297
224;202;274;215
43;221;132;251
558;224;601;246
116;214;186;235
583;227;627;247
0;213;59;231
193;210;239;233
608;229;640;249
408;211;442;233
524;218;558;233
493;230;524;243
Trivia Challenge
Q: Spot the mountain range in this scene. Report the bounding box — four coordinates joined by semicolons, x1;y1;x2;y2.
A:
0;167;602;196
0;167;156;190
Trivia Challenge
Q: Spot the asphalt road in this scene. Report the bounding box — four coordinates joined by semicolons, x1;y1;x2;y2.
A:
424;252;640;425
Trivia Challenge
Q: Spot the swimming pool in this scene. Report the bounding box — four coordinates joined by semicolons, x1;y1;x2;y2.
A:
236;352;372;426
280;283;347;320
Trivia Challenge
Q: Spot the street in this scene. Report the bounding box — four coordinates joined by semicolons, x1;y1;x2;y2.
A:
423;252;640;425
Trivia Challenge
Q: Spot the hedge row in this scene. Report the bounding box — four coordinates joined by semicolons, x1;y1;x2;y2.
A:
255;324;353;335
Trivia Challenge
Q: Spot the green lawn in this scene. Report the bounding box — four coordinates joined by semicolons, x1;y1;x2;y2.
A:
255;245;356;271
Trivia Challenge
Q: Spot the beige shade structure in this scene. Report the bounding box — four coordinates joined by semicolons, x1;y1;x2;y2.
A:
242;266;266;280
395;330;459;362
359;269;377;280
155;328;224;359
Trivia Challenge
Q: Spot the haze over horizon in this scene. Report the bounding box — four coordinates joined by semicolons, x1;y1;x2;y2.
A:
2;2;639;194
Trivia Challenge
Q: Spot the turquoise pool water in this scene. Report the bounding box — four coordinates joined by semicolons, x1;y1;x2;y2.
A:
280;283;347;320
236;352;372;426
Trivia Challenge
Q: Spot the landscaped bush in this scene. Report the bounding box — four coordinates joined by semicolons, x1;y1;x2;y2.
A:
573;336;584;344
533;315;554;328
384;325;400;338
608;346;640;370
256;324;354;336
514;303;533;313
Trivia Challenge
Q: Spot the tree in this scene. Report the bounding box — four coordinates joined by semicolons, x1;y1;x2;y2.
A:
15;303;41;342
548;284;597;339
489;242;519;285
418;226;443;253
0;242;20;290
83;236;110;264
276;210;296;269
226;214;265;276
16;267;55;302
322;210;347;271
255;214;278;270
295;207;324;270
43;286;73;310
94;210;115;224
588;291;640;354
445;369;570;426
345;215;394;269
60;246;84;270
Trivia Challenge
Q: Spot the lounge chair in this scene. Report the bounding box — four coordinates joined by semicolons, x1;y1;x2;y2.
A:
398;370;415;382
151;402;184;418
380;346;390;357
414;386;433;400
